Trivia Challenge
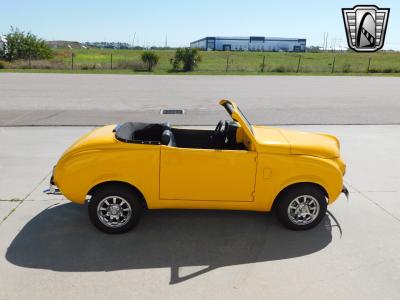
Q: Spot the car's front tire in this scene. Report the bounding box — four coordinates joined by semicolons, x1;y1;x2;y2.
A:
88;185;142;234
276;185;327;230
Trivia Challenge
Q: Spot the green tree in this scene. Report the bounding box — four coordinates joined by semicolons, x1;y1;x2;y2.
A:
141;51;159;71
1;27;53;61
171;48;201;72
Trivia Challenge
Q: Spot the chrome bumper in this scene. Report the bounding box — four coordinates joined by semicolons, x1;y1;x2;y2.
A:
43;184;62;195
43;174;62;195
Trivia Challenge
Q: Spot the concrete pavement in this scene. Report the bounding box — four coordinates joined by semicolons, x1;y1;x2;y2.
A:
1;73;400;125
0;125;399;299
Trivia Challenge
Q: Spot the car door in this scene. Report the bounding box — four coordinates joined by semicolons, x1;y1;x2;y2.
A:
159;146;257;202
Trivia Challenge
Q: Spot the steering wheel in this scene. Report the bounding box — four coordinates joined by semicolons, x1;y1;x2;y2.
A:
210;120;230;148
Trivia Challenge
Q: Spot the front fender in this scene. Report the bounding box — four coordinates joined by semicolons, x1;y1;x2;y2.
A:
254;154;343;211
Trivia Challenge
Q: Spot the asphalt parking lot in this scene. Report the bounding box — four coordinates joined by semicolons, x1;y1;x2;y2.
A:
1;73;400;126
1;124;399;299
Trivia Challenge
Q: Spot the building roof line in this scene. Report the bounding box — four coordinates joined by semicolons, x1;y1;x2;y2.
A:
190;36;306;44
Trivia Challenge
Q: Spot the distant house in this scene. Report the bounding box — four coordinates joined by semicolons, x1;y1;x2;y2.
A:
191;36;306;52
46;40;82;49
84;41;132;49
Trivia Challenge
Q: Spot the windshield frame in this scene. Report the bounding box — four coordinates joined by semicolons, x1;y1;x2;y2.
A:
236;106;254;134
221;100;254;135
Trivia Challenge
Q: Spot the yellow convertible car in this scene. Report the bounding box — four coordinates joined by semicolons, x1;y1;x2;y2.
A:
45;100;347;233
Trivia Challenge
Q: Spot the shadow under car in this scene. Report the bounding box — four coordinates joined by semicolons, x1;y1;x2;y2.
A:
6;203;335;284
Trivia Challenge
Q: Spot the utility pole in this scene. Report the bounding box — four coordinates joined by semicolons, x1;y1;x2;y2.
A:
132;32;136;47
325;33;329;51
323;32;330;51
165;34;168;48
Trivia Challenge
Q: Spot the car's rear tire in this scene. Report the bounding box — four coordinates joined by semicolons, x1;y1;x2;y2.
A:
88;185;142;234
276;185;327;230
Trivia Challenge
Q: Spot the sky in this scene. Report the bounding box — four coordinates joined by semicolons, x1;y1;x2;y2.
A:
0;0;399;49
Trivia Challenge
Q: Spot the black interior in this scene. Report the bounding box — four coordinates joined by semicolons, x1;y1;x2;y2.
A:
171;128;215;149
115;122;170;144
114;121;246;150
171;124;246;150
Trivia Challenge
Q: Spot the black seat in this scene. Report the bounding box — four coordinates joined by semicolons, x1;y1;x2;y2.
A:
161;129;176;146
115;122;171;144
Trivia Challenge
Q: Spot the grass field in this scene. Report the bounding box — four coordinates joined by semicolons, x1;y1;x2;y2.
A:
2;48;400;75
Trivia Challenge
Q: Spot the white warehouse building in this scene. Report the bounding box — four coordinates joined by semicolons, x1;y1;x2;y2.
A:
190;36;306;52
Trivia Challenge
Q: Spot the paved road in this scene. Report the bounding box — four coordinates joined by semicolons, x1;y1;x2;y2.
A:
0;125;399;299
1;73;400;299
1;73;400;125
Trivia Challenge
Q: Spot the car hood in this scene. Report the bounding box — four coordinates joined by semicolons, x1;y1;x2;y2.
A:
253;126;340;158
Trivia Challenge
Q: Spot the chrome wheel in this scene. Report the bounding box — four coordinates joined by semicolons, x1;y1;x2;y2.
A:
97;196;132;228
287;195;320;226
